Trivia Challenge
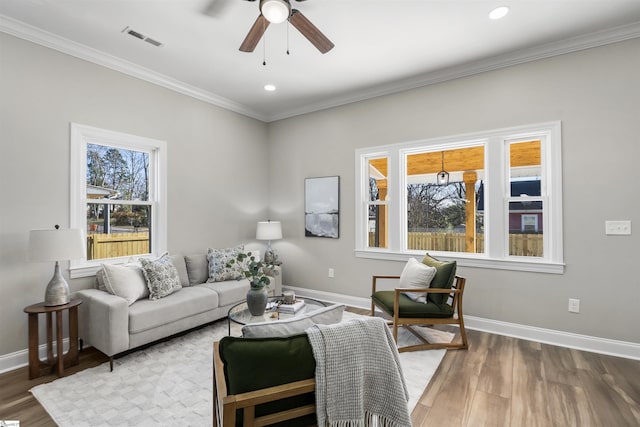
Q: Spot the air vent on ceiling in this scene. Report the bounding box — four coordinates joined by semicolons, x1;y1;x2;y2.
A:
122;26;163;47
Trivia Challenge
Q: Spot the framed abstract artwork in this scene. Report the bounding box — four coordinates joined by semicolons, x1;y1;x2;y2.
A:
305;176;339;238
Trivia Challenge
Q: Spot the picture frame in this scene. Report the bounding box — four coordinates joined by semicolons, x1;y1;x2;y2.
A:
305;176;340;238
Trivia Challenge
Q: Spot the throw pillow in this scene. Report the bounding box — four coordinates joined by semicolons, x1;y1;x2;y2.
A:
421;253;457;306
95;268;107;292
100;263;149;305
206;245;244;282
184;254;208;285
140;253;182;300
399;258;437;303
170;254;190;287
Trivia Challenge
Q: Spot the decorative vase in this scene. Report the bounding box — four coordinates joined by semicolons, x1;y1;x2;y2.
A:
246;286;268;316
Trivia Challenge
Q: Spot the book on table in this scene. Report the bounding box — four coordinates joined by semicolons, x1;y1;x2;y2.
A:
278;299;306;313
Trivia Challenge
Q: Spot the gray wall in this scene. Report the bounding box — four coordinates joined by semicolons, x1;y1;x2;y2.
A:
0;33;269;356
268;38;640;344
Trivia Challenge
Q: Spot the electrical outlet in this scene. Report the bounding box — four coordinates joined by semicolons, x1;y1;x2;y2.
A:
328;268;334;278
568;298;580;313
605;220;631;235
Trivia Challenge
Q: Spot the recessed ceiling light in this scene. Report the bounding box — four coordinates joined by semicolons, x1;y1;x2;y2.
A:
264;84;277;92
489;6;510;20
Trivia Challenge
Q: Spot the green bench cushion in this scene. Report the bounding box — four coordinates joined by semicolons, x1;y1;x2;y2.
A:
372;290;454;318
218;334;316;426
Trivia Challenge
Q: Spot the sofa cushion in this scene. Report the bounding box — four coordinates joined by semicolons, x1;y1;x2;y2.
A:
372;290;454;318
207;246;244;282
100;263;149;305
241;304;345;338
185;253;208;285
399;258;437;303
170;254;190;288
128;286;219;334
219;334;316;426
197;279;249;307
421;253;457;306
140;253;182;300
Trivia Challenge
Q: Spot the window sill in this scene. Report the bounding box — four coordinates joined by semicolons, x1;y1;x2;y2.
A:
354;250;565;274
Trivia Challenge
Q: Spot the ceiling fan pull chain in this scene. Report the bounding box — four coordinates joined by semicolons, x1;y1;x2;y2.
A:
262;22;267;66
286;20;290;55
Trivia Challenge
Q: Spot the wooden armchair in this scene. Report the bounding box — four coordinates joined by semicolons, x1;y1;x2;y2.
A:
213;338;318;427
370;274;468;353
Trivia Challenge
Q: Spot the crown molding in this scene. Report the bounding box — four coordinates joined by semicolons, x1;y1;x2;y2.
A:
0;14;269;122
267;21;640;122
2;14;639;123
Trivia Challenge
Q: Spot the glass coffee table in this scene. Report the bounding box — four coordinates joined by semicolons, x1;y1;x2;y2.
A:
227;296;328;335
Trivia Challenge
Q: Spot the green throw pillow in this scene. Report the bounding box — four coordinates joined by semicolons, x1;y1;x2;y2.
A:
421;253;457;306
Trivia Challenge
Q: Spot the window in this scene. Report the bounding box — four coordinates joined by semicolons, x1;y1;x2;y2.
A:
355;122;563;273
70;124;167;277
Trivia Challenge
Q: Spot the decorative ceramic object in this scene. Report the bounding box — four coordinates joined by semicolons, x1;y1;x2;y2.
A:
246;286;269;316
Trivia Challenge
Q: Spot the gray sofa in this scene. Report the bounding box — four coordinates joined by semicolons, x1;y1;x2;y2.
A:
74;252;281;369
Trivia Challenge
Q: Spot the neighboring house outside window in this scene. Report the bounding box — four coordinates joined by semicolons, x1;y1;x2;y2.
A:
70;123;167;278
355;121;563;273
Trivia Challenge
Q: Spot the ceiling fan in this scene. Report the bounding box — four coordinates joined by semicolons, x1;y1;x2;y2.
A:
239;0;334;54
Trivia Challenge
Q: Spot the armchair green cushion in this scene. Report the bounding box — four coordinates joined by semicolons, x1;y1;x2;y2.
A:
372;291;454;319
421;254;457;306
218;334;316;426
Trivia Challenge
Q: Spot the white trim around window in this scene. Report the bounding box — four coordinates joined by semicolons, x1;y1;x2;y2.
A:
354;121;564;274
69;123;168;278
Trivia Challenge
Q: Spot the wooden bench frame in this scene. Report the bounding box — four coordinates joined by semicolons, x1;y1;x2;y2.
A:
213;341;317;427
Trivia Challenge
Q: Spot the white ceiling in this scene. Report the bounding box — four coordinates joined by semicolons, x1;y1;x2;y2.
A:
1;0;640;122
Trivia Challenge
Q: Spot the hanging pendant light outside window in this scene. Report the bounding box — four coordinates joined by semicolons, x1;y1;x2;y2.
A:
437;151;449;186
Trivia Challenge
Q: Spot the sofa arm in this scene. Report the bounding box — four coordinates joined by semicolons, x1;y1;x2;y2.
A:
74;289;129;357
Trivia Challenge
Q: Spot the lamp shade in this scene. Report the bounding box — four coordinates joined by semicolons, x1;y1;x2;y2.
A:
256;221;282;241
29;228;86;262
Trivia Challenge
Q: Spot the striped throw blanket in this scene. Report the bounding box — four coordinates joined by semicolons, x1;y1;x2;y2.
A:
306;317;412;427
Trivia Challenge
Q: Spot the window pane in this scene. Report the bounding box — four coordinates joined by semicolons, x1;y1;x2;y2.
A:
86;203;151;260
368;204;388;248
510;140;541;197
87;143;150;201
406;147;484;253
508;201;543;257
368;158;387;202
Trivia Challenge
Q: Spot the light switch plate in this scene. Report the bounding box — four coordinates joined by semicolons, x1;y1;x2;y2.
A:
605;220;631;235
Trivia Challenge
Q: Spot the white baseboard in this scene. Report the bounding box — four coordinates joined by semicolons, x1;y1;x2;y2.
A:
286;285;640;361
0;338;71;375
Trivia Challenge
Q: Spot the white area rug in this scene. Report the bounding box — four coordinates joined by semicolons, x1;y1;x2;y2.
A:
31;312;452;426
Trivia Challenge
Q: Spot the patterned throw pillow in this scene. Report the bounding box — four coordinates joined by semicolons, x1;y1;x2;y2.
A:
140;253;182;300
207;245;244;282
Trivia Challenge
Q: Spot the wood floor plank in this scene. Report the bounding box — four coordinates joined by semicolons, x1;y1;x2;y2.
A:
466;390;510;427
423;330;489;426
546;381;597;426
577;369;640;426
476;333;514;399
510;339;553;427
541;342;583;387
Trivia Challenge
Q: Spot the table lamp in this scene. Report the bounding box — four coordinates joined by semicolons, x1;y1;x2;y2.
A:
256;220;282;264
29;225;86;306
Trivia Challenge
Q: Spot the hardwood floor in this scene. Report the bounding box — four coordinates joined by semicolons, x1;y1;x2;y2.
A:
1;314;639;426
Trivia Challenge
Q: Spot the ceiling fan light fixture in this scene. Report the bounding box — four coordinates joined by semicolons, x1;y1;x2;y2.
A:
260;0;291;24
489;6;510;20
264;84;276;91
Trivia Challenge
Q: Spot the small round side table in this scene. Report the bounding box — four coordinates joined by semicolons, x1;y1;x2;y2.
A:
23;299;82;379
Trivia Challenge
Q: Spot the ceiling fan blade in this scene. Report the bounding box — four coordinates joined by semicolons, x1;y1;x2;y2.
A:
289;9;334;54
239;14;270;52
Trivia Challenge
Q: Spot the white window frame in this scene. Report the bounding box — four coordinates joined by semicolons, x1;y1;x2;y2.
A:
354;121;564;274
69;123;167;278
